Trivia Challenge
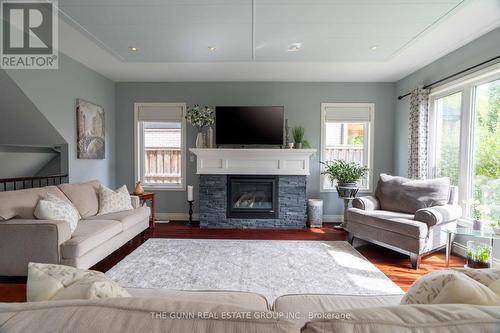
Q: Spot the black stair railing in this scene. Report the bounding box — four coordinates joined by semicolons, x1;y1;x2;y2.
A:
0;174;68;191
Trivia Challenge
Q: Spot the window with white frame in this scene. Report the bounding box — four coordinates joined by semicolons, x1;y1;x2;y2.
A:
428;64;500;223
320;103;374;192
134;103;186;190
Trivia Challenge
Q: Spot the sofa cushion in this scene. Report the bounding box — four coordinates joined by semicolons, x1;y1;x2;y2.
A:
301;304;500;333
58;180;101;218
127;288;269;310
0;298;297;333
28;263;130;302
375;174;450;214
85;206;150;231
274;294;402;313
348;208;427;239
0;186;69;220
274;294;402;329
61;220;122;259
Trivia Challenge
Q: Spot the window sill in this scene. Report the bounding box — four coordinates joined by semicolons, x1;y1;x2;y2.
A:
143;185;186;192
320;188;373;195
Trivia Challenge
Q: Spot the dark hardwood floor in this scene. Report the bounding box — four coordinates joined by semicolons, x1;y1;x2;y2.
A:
0;222;465;302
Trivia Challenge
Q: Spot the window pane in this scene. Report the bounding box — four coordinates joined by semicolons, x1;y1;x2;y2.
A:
347;123;364;145
324;122;368;189
433;92;462;185
143;121;182;185
472;79;500;223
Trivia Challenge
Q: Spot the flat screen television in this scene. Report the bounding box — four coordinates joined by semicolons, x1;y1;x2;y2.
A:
215;106;284;146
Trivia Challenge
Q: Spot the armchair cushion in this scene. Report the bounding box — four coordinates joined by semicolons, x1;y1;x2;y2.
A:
348;208;425;239
375;174;450;214
352;196;380;210
414;204;462;227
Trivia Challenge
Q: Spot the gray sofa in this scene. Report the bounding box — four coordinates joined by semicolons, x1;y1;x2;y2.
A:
0;180;150;276
347;174;462;269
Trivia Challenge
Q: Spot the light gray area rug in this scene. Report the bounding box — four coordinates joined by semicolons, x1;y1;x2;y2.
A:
106;239;403;302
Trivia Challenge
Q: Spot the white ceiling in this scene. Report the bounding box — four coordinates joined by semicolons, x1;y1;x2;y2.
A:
56;0;500;81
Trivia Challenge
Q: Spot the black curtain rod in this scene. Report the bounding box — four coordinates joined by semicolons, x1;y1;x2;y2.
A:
397;54;500;100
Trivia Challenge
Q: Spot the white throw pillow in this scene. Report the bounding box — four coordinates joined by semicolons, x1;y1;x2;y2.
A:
98;184;133;215
34;193;80;233
27;262;130;302
401;269;500;305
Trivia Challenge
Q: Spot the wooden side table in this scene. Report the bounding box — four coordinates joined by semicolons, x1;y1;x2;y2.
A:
131;192;155;229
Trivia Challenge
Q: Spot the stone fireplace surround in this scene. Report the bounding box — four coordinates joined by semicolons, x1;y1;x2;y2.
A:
189;148;316;229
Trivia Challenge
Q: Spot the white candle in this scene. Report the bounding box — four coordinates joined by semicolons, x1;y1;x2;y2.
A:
187;185;193;201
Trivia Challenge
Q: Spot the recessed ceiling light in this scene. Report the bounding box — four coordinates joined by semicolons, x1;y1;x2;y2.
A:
369;45;379;51
287;43;302;52
129;46;138;52
208;46;217;52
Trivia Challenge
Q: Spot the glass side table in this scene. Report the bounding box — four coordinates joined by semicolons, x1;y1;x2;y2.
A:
444;227;500;267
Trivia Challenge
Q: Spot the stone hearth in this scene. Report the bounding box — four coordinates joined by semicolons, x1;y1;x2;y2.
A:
199;175;307;229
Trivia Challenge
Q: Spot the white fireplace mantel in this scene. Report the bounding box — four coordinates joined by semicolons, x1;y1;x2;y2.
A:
189;148;317;175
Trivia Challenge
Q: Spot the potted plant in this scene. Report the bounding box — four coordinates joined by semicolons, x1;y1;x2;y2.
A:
186;105;215;148
321;160;368;230
292;126;305;149
463;199;491;231
466;241;491;269
320;160;368;198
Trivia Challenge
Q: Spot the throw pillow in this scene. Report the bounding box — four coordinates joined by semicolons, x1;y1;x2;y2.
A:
401;269;500;306
97;184;133;215
432;273;500;305
34;193;80;233
453;267;500;286
375;173;450;214
27;262;130;302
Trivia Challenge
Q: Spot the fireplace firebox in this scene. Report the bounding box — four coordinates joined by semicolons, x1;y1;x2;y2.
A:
227;175;279;219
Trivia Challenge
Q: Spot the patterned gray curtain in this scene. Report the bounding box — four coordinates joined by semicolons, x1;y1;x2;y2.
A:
408;87;430;179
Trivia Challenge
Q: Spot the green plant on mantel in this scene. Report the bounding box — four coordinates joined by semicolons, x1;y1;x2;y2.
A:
320;159;368;185
292;126;311;148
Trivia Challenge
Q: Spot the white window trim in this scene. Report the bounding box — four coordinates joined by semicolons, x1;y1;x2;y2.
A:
428;62;500;223
134;102;187;191
320;102;375;193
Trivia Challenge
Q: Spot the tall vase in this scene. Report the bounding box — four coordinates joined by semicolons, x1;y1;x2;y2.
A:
195;131;205;148
207;126;214;148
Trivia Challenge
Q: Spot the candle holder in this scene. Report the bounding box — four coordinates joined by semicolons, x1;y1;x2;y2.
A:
187;200;194;226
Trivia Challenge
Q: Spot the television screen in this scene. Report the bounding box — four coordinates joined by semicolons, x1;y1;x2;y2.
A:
215;106;284;146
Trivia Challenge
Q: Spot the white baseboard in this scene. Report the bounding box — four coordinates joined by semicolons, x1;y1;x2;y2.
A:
451;242;500;267
156;213;343;224
322;215;343;223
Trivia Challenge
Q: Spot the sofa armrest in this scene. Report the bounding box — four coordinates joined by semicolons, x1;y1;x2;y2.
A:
130;195;140;209
0;219;71;276
352;196;380;211
414;204;463;227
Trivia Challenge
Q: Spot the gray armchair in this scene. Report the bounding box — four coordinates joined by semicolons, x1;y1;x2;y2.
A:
347;174;462;269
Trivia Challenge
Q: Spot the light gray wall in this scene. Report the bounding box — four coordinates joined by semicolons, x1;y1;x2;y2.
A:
5;53;116;187
116;82;396;216
395;27;500;260
0;68;68;177
394;27;500;176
